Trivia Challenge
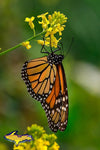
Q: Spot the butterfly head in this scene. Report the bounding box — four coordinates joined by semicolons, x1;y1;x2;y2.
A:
47;53;64;65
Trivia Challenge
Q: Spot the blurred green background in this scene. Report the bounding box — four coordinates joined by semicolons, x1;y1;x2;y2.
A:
0;0;100;149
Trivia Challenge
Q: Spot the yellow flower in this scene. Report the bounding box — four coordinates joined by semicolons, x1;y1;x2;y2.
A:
27;124;45;140
37;11;67;48
45;27;58;37
22;41;31;50
14;145;24;150
25;16;35;29
48;11;67;34
34;138;50;150
37;12;49;29
14;143;34;150
49;142;60;150
51;35;61;48
51;11;68;25
56;24;65;36
12;124;60;150
48;15;52;23
45;35;61;48
37;40;44;45
37;40;49;46
37;12;48;18
37;36;61;48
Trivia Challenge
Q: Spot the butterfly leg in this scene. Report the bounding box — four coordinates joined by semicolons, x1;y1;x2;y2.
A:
53;44;62;53
40;44;49;54
40;37;49;54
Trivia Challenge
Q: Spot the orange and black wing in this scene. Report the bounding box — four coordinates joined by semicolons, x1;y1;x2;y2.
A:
58;64;68;131
21;56;56;103
21;57;68;132
45;63;68;132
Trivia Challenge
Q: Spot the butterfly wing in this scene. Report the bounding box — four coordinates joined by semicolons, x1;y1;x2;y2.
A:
45;63;68;132
21;56;68;132
58;64;68;131
21;56;56;104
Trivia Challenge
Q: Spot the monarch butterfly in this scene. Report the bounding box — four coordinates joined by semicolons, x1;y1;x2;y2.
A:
21;44;68;132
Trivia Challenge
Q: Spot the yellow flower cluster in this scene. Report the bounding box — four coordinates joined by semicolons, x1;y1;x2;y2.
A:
22;41;31;50
24;11;67;49
37;11;67;48
13;124;60;150
34;138;50;150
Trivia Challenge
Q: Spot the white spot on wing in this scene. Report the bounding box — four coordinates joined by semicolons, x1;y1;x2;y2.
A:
65;95;68;100
63;97;65;101
62;106;66;111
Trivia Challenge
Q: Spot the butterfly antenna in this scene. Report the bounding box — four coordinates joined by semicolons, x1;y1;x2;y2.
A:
66;37;74;56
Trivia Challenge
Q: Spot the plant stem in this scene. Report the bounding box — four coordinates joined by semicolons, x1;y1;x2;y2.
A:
0;31;45;56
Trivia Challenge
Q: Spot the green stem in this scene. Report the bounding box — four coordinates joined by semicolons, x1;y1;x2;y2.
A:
0;31;45;56
33;28;35;37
